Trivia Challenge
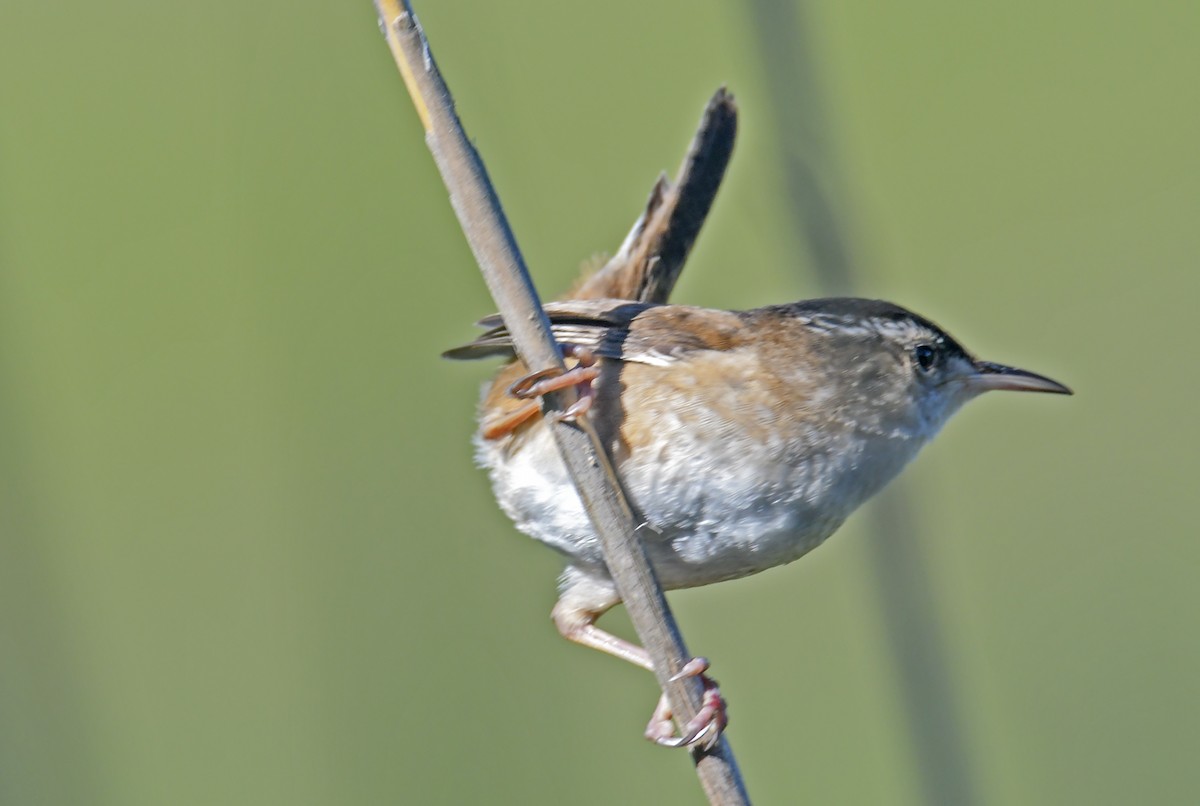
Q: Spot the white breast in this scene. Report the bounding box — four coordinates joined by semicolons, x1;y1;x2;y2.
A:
476;388;928;592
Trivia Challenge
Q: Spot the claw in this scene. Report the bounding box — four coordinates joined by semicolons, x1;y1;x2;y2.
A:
551;392;593;424
645;657;728;750
669;656;711;683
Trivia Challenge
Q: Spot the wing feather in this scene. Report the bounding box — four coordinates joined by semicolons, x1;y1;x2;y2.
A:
443;299;747;366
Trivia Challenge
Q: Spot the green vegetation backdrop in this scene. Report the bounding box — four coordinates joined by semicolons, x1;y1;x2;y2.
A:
1;2;1196;803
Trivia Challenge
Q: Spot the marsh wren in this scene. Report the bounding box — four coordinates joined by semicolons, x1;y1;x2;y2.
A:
447;294;1070;745
445;92;1071;748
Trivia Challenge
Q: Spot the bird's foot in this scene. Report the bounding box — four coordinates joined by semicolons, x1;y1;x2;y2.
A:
507;345;599;424
644;657;728;750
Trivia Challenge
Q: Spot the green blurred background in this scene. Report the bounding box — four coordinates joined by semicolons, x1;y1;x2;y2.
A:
1;2;1196;803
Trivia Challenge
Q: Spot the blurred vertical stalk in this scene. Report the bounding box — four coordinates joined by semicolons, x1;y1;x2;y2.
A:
742;2;979;804
0;291;98;801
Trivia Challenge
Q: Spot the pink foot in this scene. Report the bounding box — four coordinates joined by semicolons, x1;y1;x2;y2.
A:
644;658;728;750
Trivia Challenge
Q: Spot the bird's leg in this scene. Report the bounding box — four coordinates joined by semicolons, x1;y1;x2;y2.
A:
552;595;728;749
552;597;654;671
480;402;541;441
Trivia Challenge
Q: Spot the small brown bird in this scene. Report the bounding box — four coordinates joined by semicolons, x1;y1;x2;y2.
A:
445;90;1071;748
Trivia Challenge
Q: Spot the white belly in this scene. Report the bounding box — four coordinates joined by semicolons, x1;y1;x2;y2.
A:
476;405;926;591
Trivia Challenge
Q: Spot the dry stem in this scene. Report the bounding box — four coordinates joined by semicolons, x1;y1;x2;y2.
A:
374;2;750;802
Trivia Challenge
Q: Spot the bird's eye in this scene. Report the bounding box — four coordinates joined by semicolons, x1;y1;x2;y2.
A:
913;343;938;372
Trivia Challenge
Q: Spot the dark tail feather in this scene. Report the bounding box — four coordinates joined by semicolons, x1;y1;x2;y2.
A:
572;88;738;304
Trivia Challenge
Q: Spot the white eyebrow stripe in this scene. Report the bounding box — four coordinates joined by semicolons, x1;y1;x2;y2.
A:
797;314;935;343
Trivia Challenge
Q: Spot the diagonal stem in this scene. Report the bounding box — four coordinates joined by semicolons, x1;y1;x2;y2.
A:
373;2;750;802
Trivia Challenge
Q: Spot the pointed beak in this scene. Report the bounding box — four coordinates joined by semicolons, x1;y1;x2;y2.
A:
969;361;1073;395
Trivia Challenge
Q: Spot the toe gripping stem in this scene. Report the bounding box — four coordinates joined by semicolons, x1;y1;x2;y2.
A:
508;344;599;424
645;657;728;750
